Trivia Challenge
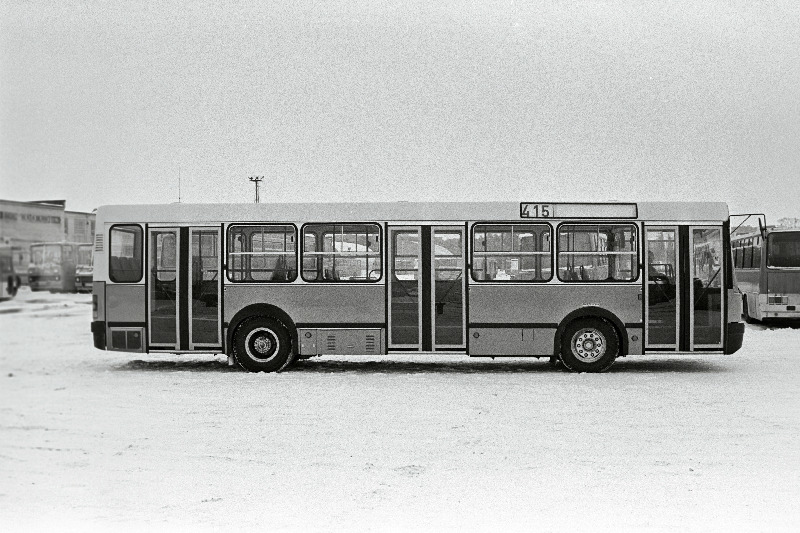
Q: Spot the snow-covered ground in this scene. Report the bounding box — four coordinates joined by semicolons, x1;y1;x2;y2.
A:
1;288;798;532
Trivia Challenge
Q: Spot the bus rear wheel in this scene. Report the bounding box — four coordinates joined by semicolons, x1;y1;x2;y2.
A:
233;317;293;372
559;318;619;373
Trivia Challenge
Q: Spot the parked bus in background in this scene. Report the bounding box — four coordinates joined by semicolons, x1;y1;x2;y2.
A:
733;228;800;322
90;201;744;373
28;242;90;293
1;246;22;301
75;243;94;292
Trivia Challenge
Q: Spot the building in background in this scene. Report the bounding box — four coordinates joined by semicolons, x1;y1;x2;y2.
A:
0;199;95;284
64;210;96;243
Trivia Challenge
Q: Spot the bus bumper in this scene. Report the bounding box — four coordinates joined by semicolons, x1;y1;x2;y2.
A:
76;275;93;292
725;322;745;354
28;276;62;291
91;321;106;350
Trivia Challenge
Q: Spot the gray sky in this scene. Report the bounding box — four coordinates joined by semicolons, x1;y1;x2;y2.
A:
1;1;798;220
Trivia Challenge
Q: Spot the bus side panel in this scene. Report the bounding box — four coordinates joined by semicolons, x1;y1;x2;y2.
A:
468;284;643;355
735;269;759;295
735;268;760;318
105;284;146;324
224;284;385;326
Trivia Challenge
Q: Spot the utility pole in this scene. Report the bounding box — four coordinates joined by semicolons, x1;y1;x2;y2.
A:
248;176;264;203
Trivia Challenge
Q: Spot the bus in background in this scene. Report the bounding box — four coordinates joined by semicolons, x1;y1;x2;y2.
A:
733;228;800;322
28;242;90;293
75;243;94;292
89;201;744;373
0;246;22;301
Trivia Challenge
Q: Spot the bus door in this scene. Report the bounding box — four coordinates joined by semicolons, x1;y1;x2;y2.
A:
645;226;724;351
148;227;222;351
387;226;466;351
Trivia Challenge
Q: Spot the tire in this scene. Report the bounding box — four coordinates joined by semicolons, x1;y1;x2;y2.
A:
559;317;619;373
232;316;294;372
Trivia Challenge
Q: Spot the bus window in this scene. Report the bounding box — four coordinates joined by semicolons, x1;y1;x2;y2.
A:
767;232;800;268
753;238;762;268
742;240;750;268
109;225;143;283
227;225;297;282
302;224;381;282
77;244;93;267
692;227;723;346
31;244;62;265
471;224;551;282
557;224;637;282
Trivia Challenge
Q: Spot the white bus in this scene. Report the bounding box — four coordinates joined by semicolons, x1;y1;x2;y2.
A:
733;228;800;321
75;243;94;292
28;241;89;293
90;201;744;372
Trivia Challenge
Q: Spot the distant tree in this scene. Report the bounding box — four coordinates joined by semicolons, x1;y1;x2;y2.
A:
777;217;800;228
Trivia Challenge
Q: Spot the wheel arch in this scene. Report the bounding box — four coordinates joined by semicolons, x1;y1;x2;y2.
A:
554;306;629;357
226;303;297;355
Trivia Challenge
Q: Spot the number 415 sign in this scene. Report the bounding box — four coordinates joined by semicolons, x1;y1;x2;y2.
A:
520;203;554;218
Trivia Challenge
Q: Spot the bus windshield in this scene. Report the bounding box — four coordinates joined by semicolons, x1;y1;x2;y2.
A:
31;244;62;265
768;232;800;268
77;245;93;266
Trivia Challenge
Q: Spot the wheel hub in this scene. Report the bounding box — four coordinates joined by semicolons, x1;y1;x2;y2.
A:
253;335;273;354
572;328;606;362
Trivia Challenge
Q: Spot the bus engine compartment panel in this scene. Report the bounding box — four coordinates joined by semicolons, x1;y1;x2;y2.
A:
298;328;385;356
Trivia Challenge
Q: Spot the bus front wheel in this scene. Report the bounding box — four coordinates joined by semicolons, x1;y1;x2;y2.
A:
559;318;619;373
233;317;294;372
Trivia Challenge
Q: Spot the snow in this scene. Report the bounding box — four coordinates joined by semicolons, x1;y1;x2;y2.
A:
1;288;798;531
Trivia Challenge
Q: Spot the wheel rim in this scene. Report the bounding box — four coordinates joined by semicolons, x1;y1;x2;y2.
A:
245;328;280;362
570;328;606;363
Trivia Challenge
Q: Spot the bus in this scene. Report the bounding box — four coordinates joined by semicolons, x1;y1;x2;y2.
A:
28;242;90;292
75;243;94;292
89;201;744;372
1;246;22;301
732;228;800;321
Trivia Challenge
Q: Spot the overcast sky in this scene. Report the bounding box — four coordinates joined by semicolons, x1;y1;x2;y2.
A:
1;1;798;220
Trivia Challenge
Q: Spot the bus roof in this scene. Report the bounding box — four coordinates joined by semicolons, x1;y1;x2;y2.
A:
95;201;730;224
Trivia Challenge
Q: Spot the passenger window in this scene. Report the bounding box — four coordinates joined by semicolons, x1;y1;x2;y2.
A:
557;224;638;282
302;224;381;282
153;233;177;282
109;225;143;283
227;225;296;282
752;239;762;269
471;224;552;282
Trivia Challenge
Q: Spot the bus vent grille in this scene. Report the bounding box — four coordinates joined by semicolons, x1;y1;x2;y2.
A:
365;334;376;353
326;334;337;351
95;234;103;252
